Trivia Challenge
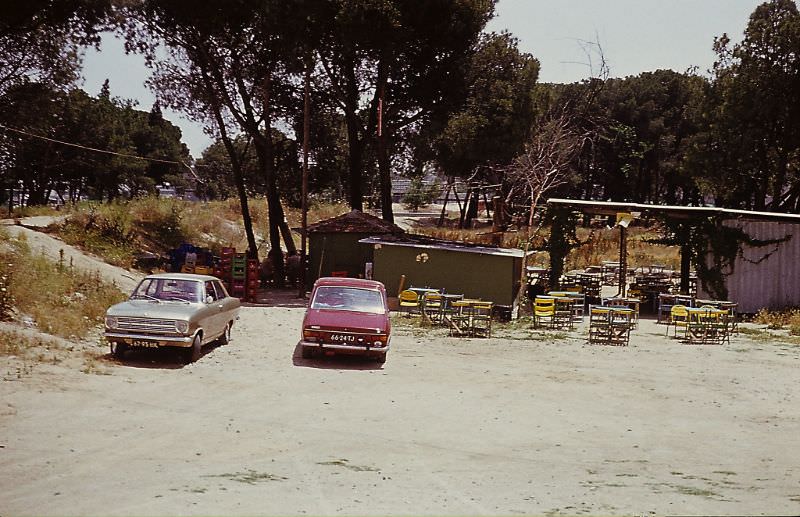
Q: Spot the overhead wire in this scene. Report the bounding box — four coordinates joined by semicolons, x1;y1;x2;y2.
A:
0;122;206;183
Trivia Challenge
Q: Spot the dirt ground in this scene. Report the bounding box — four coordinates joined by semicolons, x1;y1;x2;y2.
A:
2;217;800;515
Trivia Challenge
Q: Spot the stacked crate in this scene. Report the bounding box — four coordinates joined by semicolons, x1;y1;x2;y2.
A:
245;259;259;302
216;247;235;286
230;253;247;298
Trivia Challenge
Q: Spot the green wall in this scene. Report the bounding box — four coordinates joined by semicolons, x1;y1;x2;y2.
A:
370;243;523;306
308;233;375;286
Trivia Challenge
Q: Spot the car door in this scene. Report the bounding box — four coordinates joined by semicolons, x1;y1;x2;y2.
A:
202;280;226;339
212;280;238;330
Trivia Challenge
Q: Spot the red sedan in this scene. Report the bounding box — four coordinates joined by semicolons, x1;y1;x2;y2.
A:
299;277;391;364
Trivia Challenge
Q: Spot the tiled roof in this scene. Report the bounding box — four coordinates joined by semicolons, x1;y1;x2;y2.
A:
307;210;405;235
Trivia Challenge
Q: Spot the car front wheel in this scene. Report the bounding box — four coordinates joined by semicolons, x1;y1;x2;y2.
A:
185;334;202;364
218;323;231;346
375;353;387;364
110;342;128;360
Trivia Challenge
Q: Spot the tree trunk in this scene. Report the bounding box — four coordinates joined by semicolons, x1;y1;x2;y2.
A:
376;61;394;223
258;72;286;286
199;69;259;260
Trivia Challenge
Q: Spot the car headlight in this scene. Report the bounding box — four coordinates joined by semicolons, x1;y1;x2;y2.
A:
175;320;189;334
105;316;118;329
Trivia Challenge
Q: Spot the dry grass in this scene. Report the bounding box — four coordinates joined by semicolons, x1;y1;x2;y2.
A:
753;308;800;335
0;231;127;339
413;220;680;271
47;197;351;266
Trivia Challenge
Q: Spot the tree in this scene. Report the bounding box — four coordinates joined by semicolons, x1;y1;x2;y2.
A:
0;1;110;95
121;0;310;282
505;107;589;227
705;0;800;211
315;0;497;220
435;31;540;181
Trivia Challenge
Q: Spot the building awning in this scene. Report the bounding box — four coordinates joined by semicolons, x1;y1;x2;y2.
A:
547;198;800;223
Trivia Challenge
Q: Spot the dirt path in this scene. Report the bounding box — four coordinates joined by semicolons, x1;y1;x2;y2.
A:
1;217;143;293
1;216;799;515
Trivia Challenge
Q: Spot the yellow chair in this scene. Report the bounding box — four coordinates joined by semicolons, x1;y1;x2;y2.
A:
588;305;611;344
533;297;556;328
423;292;444;323
398;290;420;315
667;304;689;338
470;301;493;338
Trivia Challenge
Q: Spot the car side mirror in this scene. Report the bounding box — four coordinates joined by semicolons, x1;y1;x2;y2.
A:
206;295;214;304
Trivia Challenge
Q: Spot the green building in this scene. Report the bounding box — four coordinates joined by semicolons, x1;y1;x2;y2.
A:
307;210;404;287
359;235;532;307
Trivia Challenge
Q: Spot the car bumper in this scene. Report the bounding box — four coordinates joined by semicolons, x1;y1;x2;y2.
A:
105;332;194;348
298;340;390;354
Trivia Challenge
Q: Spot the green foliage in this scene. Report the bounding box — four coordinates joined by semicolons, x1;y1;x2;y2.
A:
703;0;800;211
402;178;440;211
56;199;200;267
436;31;540;178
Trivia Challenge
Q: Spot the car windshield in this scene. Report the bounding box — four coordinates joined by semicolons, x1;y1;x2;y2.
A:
311;286;385;314
131;278;203;303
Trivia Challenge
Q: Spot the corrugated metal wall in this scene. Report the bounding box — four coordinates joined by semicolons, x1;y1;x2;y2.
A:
698;221;800;313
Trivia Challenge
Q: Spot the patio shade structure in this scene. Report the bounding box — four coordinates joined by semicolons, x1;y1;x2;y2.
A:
547;198;800;313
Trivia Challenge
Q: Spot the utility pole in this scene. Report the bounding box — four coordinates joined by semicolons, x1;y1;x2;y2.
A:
299;57;311;298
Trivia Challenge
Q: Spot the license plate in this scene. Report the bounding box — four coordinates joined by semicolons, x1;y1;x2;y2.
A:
330;334;356;343
131;339;159;348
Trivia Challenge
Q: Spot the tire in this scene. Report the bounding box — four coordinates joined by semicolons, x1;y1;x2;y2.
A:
184;334;202;364
301;346;313;359
375;353;387;364
218;323;231;346
110;342;128;360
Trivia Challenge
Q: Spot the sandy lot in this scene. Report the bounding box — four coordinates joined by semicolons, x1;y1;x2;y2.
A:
2;302;799;516
1;217;799;515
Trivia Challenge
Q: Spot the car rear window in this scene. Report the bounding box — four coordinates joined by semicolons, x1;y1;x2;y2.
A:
311;286;385;313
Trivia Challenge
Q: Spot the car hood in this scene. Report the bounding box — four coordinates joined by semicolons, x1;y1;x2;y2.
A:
106;299;199;320
304;309;389;333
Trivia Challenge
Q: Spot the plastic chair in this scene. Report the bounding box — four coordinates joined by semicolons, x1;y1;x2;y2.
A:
667;304;689;338
423;292;444;323
398;290;420;315
533;297;556;328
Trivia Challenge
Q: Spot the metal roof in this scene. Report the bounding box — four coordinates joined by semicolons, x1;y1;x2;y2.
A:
359;236;534;258
547;198;800;223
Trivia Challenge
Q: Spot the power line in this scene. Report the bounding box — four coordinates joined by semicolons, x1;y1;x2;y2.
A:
0;123;206;183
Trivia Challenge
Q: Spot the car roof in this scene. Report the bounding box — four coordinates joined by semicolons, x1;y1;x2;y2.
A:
314;277;385;290
143;273;219;282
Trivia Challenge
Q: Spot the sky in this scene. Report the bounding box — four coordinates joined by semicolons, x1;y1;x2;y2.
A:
81;0;765;159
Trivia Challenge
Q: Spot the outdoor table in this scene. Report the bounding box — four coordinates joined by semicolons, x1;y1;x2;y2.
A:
549;291;584;325
588;305;634;345
684;307;729;344
408;287;441;296
447;299;484;337
603;297;641;326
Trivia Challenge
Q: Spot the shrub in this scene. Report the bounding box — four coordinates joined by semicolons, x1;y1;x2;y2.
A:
403;178;440;211
0;231;127;339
